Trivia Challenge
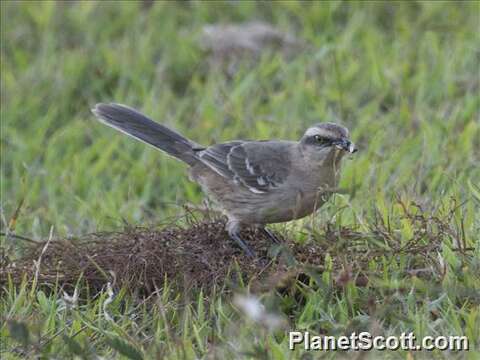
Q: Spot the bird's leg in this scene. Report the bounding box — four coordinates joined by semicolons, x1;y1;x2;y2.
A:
259;226;282;244
226;220;255;258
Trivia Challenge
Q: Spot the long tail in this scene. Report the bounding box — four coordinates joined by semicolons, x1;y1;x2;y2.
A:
92;103;203;166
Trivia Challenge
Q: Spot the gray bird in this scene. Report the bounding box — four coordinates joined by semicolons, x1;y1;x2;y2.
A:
92;103;357;257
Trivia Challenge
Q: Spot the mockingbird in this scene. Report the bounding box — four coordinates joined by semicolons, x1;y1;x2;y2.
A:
92;103;357;257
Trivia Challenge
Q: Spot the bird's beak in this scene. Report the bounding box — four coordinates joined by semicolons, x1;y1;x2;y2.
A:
334;139;358;153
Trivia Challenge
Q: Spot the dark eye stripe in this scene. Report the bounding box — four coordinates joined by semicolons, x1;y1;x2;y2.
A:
314;135;333;144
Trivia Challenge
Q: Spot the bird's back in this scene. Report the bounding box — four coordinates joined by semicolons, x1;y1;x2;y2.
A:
190;140;338;224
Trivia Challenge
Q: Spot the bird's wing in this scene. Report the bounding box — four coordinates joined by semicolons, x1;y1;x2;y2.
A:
197;141;291;194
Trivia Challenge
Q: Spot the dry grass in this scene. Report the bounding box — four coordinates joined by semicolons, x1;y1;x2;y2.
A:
2;200;468;297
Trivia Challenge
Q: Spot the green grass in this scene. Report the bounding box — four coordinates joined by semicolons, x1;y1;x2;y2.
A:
1;1;479;359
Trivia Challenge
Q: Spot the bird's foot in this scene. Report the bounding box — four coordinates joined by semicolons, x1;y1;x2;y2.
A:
259;227;282;244
228;231;255;258
227;220;256;258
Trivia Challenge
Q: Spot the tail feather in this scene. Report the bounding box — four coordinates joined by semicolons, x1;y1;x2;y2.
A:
92;103;202;166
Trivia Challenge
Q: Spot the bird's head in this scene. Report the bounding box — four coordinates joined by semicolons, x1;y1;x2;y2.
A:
300;123;357;163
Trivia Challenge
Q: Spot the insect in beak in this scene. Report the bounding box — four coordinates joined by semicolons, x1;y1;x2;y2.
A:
334;139;358;153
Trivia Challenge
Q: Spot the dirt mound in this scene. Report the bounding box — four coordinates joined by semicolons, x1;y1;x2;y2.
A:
2;201;462;296
1;219;325;295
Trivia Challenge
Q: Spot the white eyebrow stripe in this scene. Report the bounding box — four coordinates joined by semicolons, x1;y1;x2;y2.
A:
305;127;333;137
304;127;321;137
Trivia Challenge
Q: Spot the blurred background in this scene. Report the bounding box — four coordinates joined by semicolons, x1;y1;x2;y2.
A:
2;2;480;358
1;1;479;238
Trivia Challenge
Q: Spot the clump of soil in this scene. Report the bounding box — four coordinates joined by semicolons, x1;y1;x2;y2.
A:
201;22;302;59
200;21;306;74
1;219;320;295
1;200;466;296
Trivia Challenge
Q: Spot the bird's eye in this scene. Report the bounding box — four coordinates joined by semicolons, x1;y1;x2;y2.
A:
314;135;325;143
